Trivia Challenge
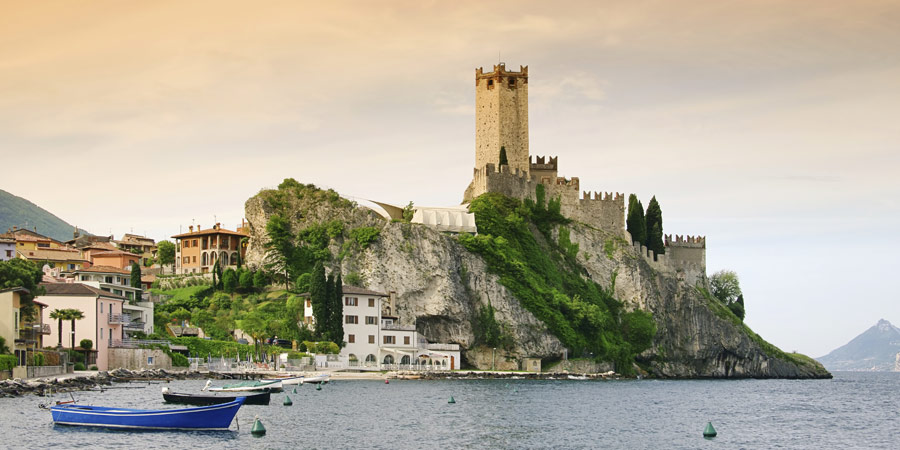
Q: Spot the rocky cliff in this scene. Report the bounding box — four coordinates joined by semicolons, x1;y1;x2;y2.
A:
244;181;830;379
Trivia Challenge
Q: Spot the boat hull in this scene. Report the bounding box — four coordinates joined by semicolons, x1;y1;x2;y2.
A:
209;380;283;393
50;398;244;431
262;376;303;386
163;391;270;406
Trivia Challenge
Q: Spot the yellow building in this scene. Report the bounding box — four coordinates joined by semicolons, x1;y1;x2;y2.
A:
0;287;50;372
17;247;88;272
172;223;248;274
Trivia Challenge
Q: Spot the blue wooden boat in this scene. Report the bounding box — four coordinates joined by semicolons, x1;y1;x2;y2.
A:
50;397;245;431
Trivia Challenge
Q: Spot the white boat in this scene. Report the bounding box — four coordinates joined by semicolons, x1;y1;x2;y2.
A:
261;376;304;386
300;374;330;384
203;379;284;393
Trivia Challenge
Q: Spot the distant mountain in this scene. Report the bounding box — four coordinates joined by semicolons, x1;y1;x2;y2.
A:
0;189;88;242
817;319;900;371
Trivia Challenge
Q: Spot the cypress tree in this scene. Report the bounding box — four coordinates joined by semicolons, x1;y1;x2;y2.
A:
332;271;344;346
499;146;509;166
324;273;335;341
626;194;647;245
130;263;142;301
645;196;665;255
309;262;328;338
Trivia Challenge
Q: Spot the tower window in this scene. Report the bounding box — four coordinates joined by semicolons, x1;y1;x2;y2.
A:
487;79;494;88
508;78;515;87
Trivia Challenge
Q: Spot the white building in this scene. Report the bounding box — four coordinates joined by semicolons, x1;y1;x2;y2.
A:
0;234;15;261
63;266;154;336
302;285;461;370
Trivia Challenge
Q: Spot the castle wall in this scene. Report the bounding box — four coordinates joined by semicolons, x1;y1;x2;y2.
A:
475;65;529;175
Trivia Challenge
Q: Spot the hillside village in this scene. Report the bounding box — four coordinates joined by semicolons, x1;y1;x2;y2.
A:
0;62;828;382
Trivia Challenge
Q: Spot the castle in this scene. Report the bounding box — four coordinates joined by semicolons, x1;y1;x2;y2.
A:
462;63;706;282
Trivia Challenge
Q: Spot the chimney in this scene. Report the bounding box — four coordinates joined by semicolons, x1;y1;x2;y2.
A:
189;225;194;232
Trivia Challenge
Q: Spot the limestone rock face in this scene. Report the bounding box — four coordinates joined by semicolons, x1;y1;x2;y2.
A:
244;187;829;378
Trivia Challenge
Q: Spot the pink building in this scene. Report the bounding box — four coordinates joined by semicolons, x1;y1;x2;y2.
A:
37;283;124;371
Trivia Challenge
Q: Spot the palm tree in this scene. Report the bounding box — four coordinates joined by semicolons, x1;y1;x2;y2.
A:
59;309;85;349
49;309;65;348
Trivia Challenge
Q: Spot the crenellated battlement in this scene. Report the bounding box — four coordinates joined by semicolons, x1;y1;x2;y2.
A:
530;155;558;170
665;234;706;248
582;191;624;203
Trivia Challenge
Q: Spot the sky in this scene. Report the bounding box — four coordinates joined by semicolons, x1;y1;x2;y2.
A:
2;0;899;357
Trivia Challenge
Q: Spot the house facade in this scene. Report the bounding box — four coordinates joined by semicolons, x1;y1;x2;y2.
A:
88;250;140;270
17;247;87;272
172;223;248;274
115;234;157;266
0;234;15;261
66;266;141;301
38;283;125;371
303;286;460;370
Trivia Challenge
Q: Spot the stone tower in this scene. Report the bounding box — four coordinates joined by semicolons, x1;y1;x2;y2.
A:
475;63;529;174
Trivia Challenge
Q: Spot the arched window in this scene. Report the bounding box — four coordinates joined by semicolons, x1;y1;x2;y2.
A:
383;354;394;365
365;354;376;363
201;253;208;266
400;355;410;365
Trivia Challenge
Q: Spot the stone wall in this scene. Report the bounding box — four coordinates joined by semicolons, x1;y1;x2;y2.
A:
108;348;172;371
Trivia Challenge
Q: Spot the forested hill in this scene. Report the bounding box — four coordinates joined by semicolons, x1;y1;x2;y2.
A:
0;188;87;241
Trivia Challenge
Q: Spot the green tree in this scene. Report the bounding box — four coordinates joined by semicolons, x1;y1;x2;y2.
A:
309;262;328;338
65;309;85;349
130;262;142;300
402;202;415;223
238;310;267;352
0;336;9;354
324;273;335;340
264;214;296;290
295;272;312;293
156;240;176;270
0;258;45;319
214;260;224;290
49;309;65;347
79;339;92;365
222;268;238;294
331;271;344;345
171;307;192;324
626;194;647;245
709;270;742;305
253;270;268;290
474;301;502;347
499;146;509;166
239;269;254;291
644;196;665;255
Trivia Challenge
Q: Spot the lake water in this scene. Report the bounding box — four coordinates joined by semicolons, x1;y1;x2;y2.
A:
2;371;898;449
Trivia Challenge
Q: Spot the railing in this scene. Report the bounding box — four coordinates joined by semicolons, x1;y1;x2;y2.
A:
123;321;145;331
426;343;460;351
110;339;171;348
108;314;125;324
382;323;416;331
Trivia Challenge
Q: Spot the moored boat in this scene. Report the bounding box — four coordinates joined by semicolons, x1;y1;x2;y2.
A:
50;398;244;431
300;374;330;384
162;387;270;406
261;376;304;386
205;379;284;393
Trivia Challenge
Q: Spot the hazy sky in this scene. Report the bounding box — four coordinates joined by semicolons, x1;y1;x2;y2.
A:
2;0;899;357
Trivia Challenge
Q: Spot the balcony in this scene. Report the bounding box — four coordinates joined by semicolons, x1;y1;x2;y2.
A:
108;314;126;324
38;323;51;334
123;321;145;331
110;339;171;349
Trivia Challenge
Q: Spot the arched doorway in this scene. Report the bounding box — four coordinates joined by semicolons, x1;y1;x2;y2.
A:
400;355;410;365
383;354;394;365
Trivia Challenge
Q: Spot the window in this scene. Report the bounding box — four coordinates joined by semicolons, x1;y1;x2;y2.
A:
368;335;375;344
508;77;515;87
368;298;375;307
100;303;104;313
192;256;197;263
345;315;358;324
147;356;154;366
487;79;494;87
404;336;410;345
345;297;358;306
4;250;10;257
365;316;377;325
192;239;198;247
81;275;88;281
383;335;396;345
348;334;355;343
105;276;113;283
100;328;104;339
68;264;75;270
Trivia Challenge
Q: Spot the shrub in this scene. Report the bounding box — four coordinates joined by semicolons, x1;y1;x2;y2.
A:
349;227;380;249
0;354;17;371
170;353;189;367
73;362;85;371
89;365;98;370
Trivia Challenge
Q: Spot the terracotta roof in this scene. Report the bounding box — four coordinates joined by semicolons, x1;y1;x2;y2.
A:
82;242;118;251
39;282;126;300
0;287;30;294
118;234;156;245
141;274;157;283
72;265;131;275
91;249;139;257
18;248;86;262
13;234;54;243
342;285;388;296
172;226;248;239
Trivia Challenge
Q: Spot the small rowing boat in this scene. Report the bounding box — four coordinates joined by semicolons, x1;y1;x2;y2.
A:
162;387;270;406
204;379;284;393
261;375;304;386
50;398;244;431
301;374;330;384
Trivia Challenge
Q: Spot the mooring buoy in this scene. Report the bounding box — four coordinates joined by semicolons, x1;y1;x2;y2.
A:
283;396;293;406
448;396;456;404
316;384;322;391
292;387;297;394
385;379;390;384
251;416;266;436
703;422;717;438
